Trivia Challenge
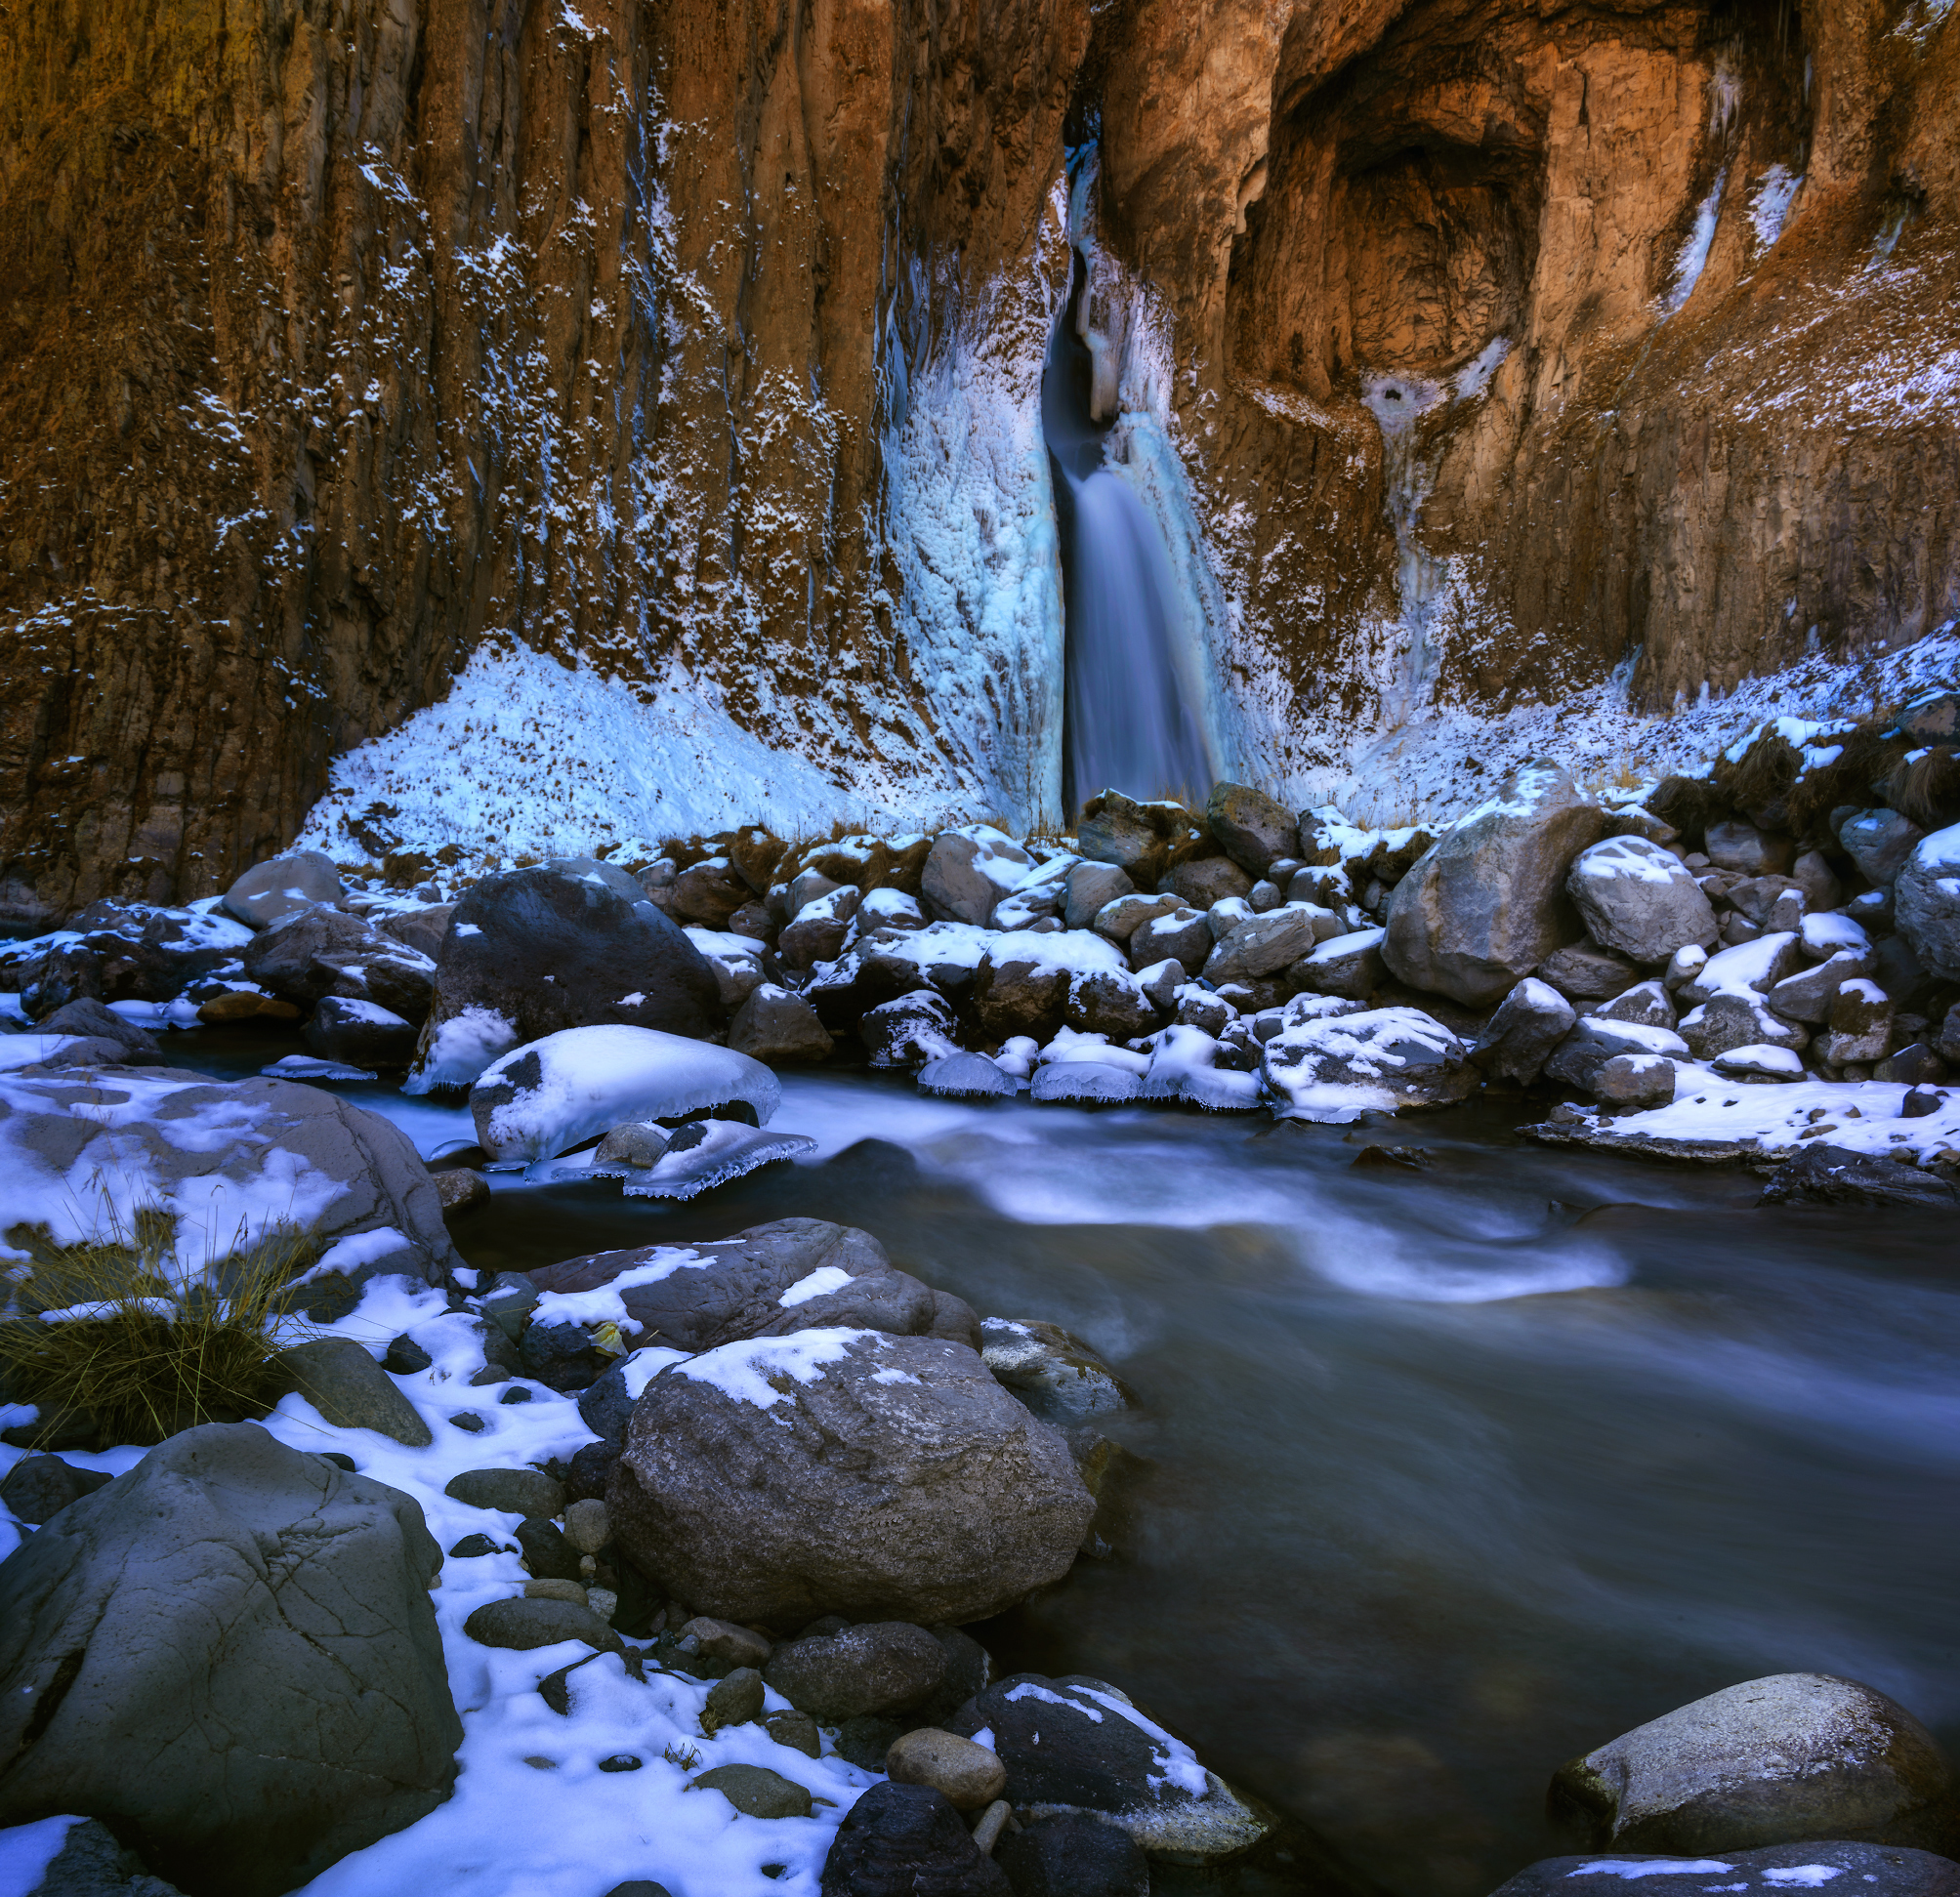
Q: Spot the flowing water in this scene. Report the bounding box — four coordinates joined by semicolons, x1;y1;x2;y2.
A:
180;1035;1960;1897
1043;267;1214;810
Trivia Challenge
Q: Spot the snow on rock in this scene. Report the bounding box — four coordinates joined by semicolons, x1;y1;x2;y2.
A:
1262;1006;1476;1122
1138;1025;1262;1112
1895;822;1960;976
469;1027;780;1164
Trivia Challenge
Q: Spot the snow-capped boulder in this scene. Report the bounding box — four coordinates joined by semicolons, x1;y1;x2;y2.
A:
1566;835;1718;965
1063;861;1135;930
975;930;1127;1042
778;885;860;969
1681;993;1809;1059
1139;1025;1263;1111
1709;1044;1805;1083
0;1067;459;1288
1492;1843;1960;1897
1384;761;1605;1005
1675;931;1805;1008
527;1218;939;1355
469;1026;779;1163
1206;782;1296;877
222;848;345;928
1542;1017;1689;1091
921;827;1035;926
1094;892;1185;943
1766;938;1876;1022
303;995;417;1067
1076;792;1189;889
1289;926;1388;1001
1819;977;1894;1065
728;983;833;1063
1030;1061;1141;1104
406;866;721;1093
240;906;397;1004
607;1330;1094;1626
1590;1052;1677;1108
860;989;961;1069
0;1425;458;1897
1549;1672;1957;1854
1063;969;1159;1039
610;1120;816;1198
1840;807;1927;887
1895;824;1960;977
1263;1005;1475;1121
1472;977;1576;1082
1588;978;1677;1029
1128;905;1211;974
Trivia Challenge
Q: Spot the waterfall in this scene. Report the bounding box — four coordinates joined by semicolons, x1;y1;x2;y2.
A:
1042;255;1215;814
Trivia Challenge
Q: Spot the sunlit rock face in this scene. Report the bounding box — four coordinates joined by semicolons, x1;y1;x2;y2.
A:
3;0;1955;914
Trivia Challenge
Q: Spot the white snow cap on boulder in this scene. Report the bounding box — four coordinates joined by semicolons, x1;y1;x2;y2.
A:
470;1026;781;1163
1567;834;1719;965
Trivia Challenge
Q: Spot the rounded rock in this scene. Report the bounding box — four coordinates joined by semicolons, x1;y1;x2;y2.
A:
886;1729;1008;1811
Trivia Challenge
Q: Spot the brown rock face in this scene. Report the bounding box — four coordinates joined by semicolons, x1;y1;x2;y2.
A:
0;0;1089;920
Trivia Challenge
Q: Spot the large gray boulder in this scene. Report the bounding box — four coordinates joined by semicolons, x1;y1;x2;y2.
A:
222;849;345;928
1550;1673;1958;1855
921;828;1034;926
607;1331;1094;1627
406;867;722;1093
762;1622;948;1720
1472;977;1576;1083
0;1425;459;1897
0;1069;460;1289
1895;825;1960;977
1262;1005;1475;1119
526;1218;939;1353
1840;808;1927;887
1206;783;1296;877
1384;762;1605;1005
1566;836;1719;965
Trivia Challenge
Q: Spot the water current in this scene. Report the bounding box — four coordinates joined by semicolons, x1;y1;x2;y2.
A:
179;1035;1960;1897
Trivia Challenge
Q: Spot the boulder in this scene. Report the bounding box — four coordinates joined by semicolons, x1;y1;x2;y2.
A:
304;996;418;1068
1094;892;1186;944
1064;970;1158;1040
980;1319;1134;1423
0;1068;459;1290
888;1730;1010;1812
1289;927;1388;1001
1383;762;1605;1006
1077;794;1188;890
608;1331;1094;1626
1550;1673;1958;1854
1263;1006;1475;1120
920;1053;1018;1100
729;985;834;1063
0;1425;458;1897
1709;1045;1804;1083
1498;1846;1960;1897
689;1763;813;1819
996;1813;1151;1897
861;990;962;1070
763;1622;948;1720
779;887;859;969
463;1594;622;1653
1683;993;1810;1060
1758;1147;1957;1210
271;1339;434;1447
1203;907;1318;986
468;1026;779;1163
1566;836;1720;965
1161;858;1252;908
923;828;1035;926
34;998;163;1059
223;850;345;928
1840;808;1927;887
1895;825;1960;977
240;907;395;1005
443;1466;565;1517
701;1667;767;1734
1704;821;1795;877
528;1218;939;1353
950;1674;1270;1863
1591;1053;1677;1108
1206;783;1296;877
1536;940;1644;1001
1128;907;1211;975
1063;863;1135;930
0;1454;113;1524
670;858;752;928
378;905;455;960
1727;875;1808;933
405;867;722;1092
1542;1018;1689;1092
1768;947;1876;1023
820;1783;1011;1897
975;951;1068;1042
1473;978;1577;1082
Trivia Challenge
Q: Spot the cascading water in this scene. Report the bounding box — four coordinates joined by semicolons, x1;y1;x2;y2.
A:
1042;254;1215;814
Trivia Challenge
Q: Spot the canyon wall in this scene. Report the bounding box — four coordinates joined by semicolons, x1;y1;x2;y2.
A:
2;0;1955;914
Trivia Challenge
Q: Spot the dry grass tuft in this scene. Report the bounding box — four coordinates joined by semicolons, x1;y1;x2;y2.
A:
0;1199;321;1448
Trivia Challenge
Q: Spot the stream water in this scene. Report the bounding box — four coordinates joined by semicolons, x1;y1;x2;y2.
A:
177;1034;1960;1897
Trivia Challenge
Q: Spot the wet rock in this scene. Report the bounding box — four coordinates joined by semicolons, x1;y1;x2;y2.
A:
608;1332;1093;1627
0;1453;112;1524
1550;1672;1958;1853
1895;824;1960;977
861;989;962;1070
1472;976;1576;1082
888;1729;1009;1811
1063;862;1136;929
1264;1005;1475;1119
1290;926;1388;1001
1840;808;1927;888
1704;821;1795;877
821;1782;1011;1897
980;1319;1134;1423
1536;939;1644;1001
1383;762;1604;1005
923;828;1036;927
463;1595;623;1654
764;1622;949;1720
729;984;834;1062
1498;1845;1960;1897
443;1466;565;1517
920;1052;1018;1099
224;850;345;928
0;1425;458;1897
406;867;722;1092
996;1812;1152;1896
530;1218;938;1353
1760;1146;1958;1209
271;1338;433;1447
691;1763;813;1820
304;995;418;1067
1566;835;1720;965
1206;783;1297;877
433;1166;490;1219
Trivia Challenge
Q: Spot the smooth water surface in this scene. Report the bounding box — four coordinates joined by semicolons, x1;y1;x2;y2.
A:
188;1037;1960;1896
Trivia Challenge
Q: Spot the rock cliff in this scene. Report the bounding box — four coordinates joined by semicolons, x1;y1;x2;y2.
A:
1;0;1954;918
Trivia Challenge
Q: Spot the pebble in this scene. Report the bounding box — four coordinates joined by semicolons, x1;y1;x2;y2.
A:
449;1413;486;1432
597;1754;643;1773
564;1498;610;1553
446;1533;505;1558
